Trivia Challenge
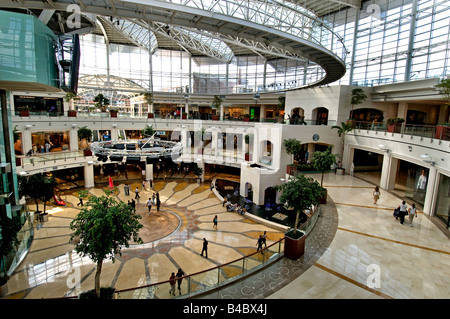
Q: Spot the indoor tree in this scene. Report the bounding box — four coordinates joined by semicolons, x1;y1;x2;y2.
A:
435;78;450;122
141;125;156;137
93;93;110;112
274;174;324;238
0;216;20;295
69;190;143;299
331;122;353;160
350;88;367;120
311;146;337;188
283;138;302;163
18;173;48;214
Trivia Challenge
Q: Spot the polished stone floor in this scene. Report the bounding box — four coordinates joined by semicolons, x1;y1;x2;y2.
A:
2;173;450;299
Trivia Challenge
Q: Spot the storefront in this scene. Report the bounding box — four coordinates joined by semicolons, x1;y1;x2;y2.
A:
14;95;64;116
31;131;71;153
434;173;450;230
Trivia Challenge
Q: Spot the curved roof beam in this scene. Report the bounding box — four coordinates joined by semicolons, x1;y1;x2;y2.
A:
0;0;347;86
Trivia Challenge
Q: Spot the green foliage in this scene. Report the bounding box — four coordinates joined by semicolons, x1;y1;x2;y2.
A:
93;93;110;112
311;146;337;187
77;126;92;142
274;174;324;234
143;92;153;105
435;78;450;109
79;287;116;299
142;125;155;137
70;194;143;264
244;134;253;144
18;173;56;213
64;92;77;102
193;164;204;177
283;138;302;162
386;117;405;125
212;95;223;108
351;88;367;106
331;122;353;138
0;217;21;277
70;193;143;297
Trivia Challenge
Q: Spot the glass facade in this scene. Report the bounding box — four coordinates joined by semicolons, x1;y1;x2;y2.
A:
434;174;450;229
323;0;450;86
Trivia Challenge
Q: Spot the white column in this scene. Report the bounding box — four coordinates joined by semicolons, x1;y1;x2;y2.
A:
70;128;78;151
110;129;118;141
220;102;224;121
423;166;437;216
21;129;32;155
84;163;95;188
380;155;399;190
145;163;153;182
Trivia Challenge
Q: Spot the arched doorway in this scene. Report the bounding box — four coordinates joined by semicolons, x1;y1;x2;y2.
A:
312;107;328;125
289;107;306;125
264;187;277;206
259;140;273;165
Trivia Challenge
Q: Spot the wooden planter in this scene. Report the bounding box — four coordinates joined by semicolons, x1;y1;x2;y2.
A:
284;232;306;260
336;168;345;175
182;114;187;119
387;124;401;133
68;110;77;117
212;115;219;120
110;111;118;118
148;113;154;118
244;117;250;122
19;110;30;117
245;153;252;161
435;125;450;140
287;165;297;175
83;149;92;156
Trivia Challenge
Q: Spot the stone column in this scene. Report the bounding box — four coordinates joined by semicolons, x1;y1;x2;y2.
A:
422;166;437;216
84;163;95;188
21;129;32;155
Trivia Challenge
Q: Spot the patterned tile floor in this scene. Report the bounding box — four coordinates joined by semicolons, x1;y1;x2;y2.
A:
2;173;449;299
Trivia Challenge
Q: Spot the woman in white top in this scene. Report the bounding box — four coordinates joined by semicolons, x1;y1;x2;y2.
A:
373;186;380;204
408;203;417;227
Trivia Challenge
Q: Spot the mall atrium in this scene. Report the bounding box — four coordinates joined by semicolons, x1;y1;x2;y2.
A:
0;0;449;300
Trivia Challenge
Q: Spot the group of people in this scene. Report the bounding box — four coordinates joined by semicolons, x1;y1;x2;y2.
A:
394;201;418;227
146;192;161;214
222;198;246;215
169;268;185;296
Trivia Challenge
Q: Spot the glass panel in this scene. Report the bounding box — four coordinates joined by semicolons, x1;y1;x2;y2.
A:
434;174;450;230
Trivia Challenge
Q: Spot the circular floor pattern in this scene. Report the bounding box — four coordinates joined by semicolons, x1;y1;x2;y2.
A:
133;207;181;244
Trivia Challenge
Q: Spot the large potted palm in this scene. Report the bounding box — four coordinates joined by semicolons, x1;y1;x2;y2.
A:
283;138;302;175
274;174;324;260
331;122;353;174
311;146;337;204
78;126;93;156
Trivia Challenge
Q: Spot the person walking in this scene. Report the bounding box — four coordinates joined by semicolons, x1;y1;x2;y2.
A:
124;184;130;196
176;268;185;295
135;187;140;199
408;203;417;227
131;199;136;213
169;272;176;296
262;231;268;248
213;215;218;230
256;235;264;254
142;180;146;191
77;194;84;207
373;186;380;205
156;193;161;212
201;238;208;258
146;198;152;214
398;201;408;225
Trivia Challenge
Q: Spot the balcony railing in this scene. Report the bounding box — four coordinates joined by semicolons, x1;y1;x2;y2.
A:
351;121;450;142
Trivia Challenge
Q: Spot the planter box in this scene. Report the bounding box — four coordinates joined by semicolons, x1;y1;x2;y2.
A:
19;110;30;117
245;153;252;161
110;112;118;118
336;168;345;175
68;110;77;117
244;117;250;122
284;232;305;260
287;165;297;175
182;114;187;119
212;115;219;120
387;124;401;133
435;125;450;140
320;188;327;204
148;113;154;118
83;149;92;156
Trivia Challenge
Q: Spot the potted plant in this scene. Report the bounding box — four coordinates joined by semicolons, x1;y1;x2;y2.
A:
78;126;92;156
386;117;404;133
0;216;21;297
70;190;143;299
18;173;54;221
64;93;78;117
93;93;110;113
17;106;30;117
193;164;204;183
141;125;156;138
109;108;118;118
311;146;337;204
283;138;302;175
275;96;285;122
331;122;353;173
274;174;324;260
244;134;253;161
182;112;187;119
143;92;153;118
